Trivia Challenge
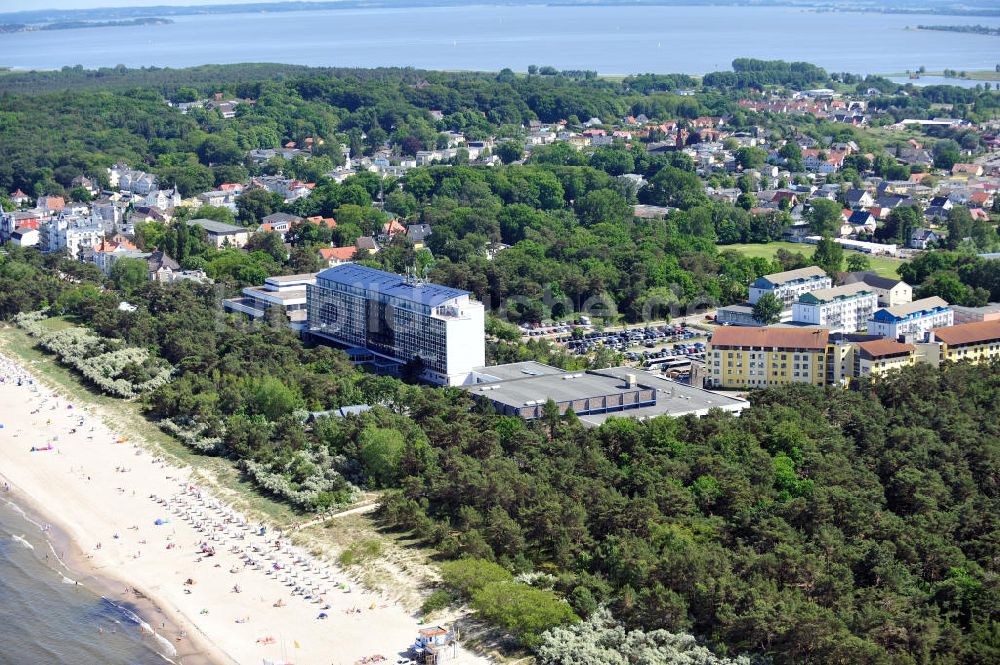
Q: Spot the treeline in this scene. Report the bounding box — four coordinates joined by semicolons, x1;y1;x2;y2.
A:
3;245;999;663
381;363;1000;663
703;58;829;89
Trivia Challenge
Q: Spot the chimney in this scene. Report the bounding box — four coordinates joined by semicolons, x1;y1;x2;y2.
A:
626;373;637;389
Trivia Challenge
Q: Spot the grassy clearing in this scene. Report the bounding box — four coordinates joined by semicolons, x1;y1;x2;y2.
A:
720;241;906;279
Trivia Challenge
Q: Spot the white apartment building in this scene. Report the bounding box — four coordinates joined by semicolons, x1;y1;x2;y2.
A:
792;283;878;333
40;214;109;259
868;297;954;340
307;264;485;386
749;266;832;306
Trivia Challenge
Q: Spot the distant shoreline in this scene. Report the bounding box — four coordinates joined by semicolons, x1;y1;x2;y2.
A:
1;0;999;26
0;18;172;34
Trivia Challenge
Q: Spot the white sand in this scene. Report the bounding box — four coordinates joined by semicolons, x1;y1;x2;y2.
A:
0;354;489;665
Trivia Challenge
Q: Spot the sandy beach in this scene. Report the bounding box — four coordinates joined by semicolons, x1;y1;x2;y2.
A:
0;353;489;665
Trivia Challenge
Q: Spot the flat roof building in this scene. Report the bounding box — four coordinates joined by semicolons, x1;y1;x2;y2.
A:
466;362;747;425
951;303;1000;324
224;273;316;330
307;264;485;386
186;218;250;248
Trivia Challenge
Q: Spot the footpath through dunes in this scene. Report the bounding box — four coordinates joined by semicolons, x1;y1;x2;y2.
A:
0;352;492;665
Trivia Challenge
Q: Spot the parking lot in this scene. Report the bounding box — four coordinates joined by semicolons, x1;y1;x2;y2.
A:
518;320;711;377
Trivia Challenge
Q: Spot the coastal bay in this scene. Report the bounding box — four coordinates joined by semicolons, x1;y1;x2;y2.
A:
1;5;998;74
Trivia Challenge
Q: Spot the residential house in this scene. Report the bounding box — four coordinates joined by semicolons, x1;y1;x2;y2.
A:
36;195;66;213
406;224;432;248
71;175;99;197
9;189;30;206
841;272;912;307
380;219;406;241
144;187;182;210
845;189;874;209
318;246;357;267
869;297;953;340
355;236;380;254
82;236;141;274
10;227;39;248
846;210;877;234
951;163;984;177
259;212;302;239
186;218;249;249
0;210;42;242
928;196;953;210
197;190;235;208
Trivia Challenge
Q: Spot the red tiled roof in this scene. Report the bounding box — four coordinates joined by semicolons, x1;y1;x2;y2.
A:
856;339;914;358
319;246;356;261
933;320;1000;346
710;326;830;350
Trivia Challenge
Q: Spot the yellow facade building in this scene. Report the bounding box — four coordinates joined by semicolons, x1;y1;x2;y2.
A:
706;327;830;389
933;320;1000;364
852;339;916;380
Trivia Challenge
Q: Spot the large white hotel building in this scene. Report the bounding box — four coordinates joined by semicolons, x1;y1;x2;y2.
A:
307;264;485;386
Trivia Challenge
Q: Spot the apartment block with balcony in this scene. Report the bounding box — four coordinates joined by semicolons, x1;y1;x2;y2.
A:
868;297;953;340
748;266;832;306
705;327;830;389
932;320;1000;364
852;339;916;380
307;264;485;386
792;283;878;333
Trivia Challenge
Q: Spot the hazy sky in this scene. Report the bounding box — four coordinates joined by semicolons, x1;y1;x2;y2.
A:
2;0;286;13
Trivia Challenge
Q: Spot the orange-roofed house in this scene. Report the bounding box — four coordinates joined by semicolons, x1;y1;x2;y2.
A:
951;163;983;177
706;326;831;389
318;246;356;267
933;320;1000;365
381;219;406;238
306;216;337;229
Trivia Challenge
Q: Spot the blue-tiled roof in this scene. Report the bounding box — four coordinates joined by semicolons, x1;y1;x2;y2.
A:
315;264;470;308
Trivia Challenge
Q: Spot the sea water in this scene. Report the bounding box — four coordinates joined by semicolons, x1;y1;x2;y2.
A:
0;5;998;75
0;499;168;665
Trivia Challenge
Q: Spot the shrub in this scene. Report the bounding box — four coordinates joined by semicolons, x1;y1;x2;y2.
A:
472;581;579;648
440;558;514;597
536;608;751;665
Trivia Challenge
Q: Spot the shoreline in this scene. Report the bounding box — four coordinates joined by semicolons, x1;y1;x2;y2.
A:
1;478;221;665
0;350;490;665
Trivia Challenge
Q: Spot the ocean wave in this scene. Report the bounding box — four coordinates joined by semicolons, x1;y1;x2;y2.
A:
12;534;34;550
151;629;179;659
61;575;76;584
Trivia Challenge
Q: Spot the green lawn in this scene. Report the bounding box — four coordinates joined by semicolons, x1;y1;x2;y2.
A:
720;241;907;279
